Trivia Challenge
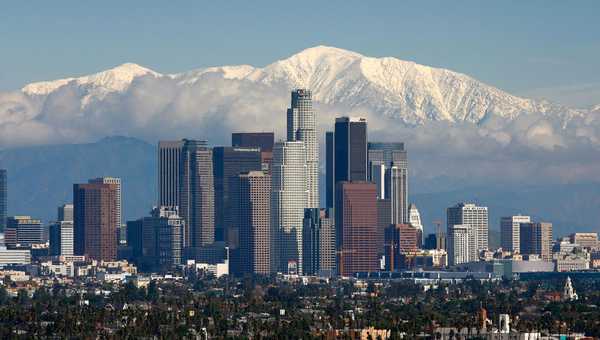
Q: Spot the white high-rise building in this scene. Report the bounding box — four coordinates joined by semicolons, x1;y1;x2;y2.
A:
447;224;472;266
500;215;531;253
287;89;319;208
408;204;423;233
89;177;122;233
447;203;488;262
271;141;308;274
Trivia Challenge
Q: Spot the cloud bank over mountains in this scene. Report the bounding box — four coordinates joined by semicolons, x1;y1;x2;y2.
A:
2;46;600;188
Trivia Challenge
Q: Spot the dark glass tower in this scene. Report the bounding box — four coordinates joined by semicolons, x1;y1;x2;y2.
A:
334;117;368;186
213;146;261;244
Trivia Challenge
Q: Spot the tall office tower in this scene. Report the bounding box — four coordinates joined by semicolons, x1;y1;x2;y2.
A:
126;219;143;260
570;233;598;250
58;204;74;222
334;117;368;185
158;140;184;207
4;216;44;247
384;223;420;271
231;132;275;173
0;169;6;230
271;141;308;274
49;221;74;256
520;222;553;261
408;204;424;241
73;182;118;261
213;146;262;244
336;182;378;276
180;140;215;248
325;131;335;209
287;89;319;208
89;177;122;236
447;203;488;261
236;171;271;275
447;224;472;266
141;206;185;271
302;208;335;276
500;215;531;253
368;142;408;223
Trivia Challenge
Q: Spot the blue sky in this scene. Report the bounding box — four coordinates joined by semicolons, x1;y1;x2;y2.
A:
2;1;599;106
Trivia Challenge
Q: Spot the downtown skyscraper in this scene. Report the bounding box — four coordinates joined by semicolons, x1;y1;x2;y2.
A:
158;140;216;250
287;89;319;208
73;181;119;261
271;141;308;274
180;140;215;248
368;142;408;224
447;203;489;262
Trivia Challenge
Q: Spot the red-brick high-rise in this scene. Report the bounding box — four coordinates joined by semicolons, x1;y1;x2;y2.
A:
73;182;118;261
335;181;378;276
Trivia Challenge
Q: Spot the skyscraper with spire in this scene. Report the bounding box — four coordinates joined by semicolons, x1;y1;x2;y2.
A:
287;89;319;208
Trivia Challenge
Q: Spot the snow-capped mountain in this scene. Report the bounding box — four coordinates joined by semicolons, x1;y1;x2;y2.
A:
19;46;583;125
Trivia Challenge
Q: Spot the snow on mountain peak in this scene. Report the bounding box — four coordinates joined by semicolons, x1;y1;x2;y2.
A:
22;62;160;96
17;46;586;125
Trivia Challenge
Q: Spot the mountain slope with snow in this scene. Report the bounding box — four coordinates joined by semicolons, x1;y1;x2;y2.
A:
18;46;583;126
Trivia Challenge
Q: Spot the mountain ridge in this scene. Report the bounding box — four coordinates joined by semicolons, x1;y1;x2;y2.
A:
18;45;585;126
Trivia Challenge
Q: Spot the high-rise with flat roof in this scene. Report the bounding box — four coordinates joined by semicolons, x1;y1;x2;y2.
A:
336;181;378;276
368;142;408;224
287;89;319;209
520;222;553;261
73;182;118;261
49;221;74;256
180;140;215;248
384;223;420;271
231;132;274;173
236;171;271;275
570;233;598;250
58;204;74;222
213;146;262;244
447;224;472;266
0;169;6;231
5;216;44;247
158;140;184;207
334;117;368;185
271;141;308;274
500;215;531;253
89;177;122;236
447;203;488;261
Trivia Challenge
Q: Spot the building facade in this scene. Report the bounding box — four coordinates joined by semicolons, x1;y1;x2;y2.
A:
58;204;74;222
500;215;531;253
520;222;553;261
336;182;378;276
158;140;184;207
447;224;472;266
271;141;308;274
180;140;215;249
236;171;271;275
89;177;122;236
231;132;274;173
49;221;74;256
213;146;262;244
368;142;408;224
5;216;44;247
325;131;335;209
73;182;119;261
142;206;185;271
287;89;319;209
302;208;335;276
384;223;420;271
447;203;488;261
